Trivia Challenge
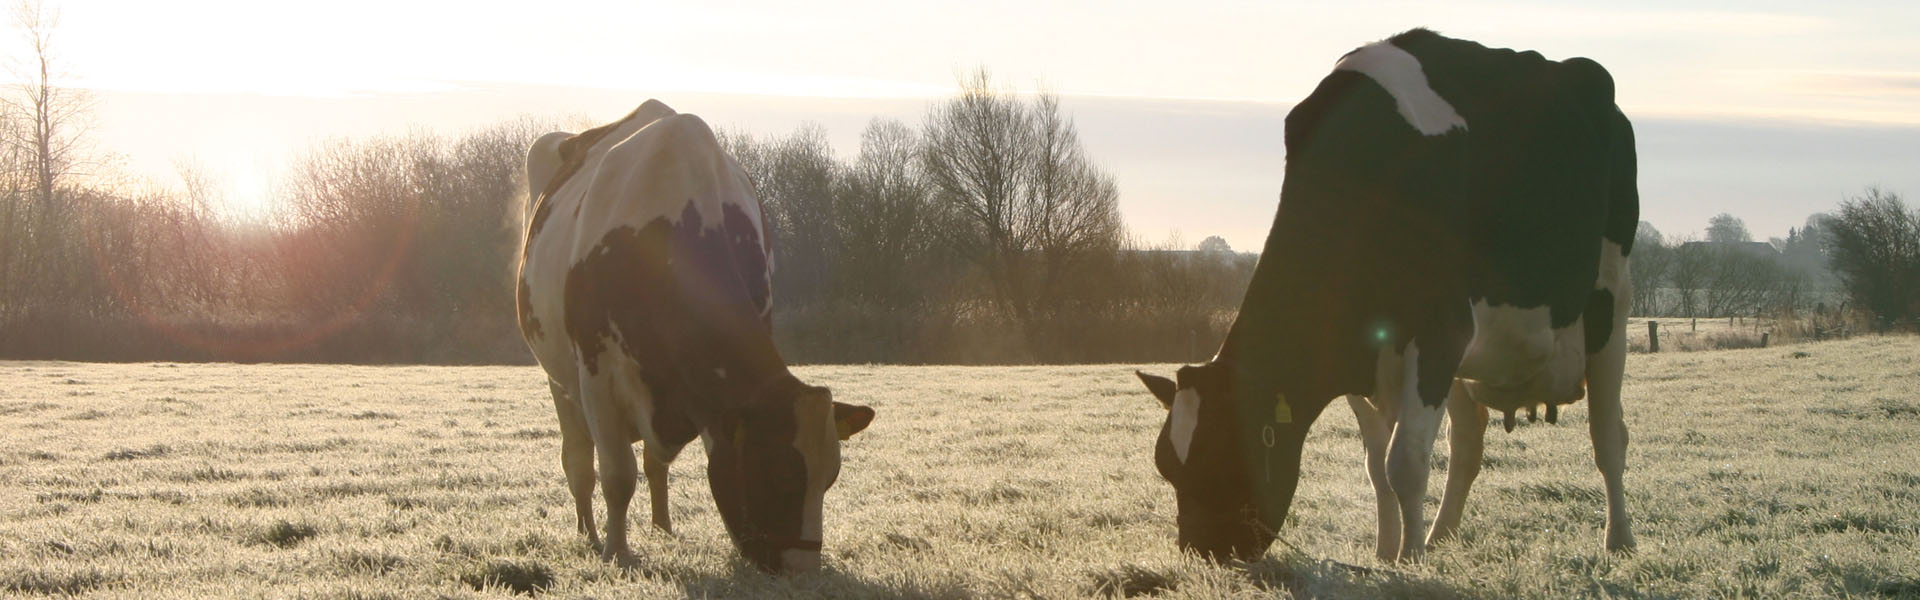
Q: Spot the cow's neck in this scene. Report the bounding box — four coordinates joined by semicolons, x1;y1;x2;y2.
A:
1215;205;1378;411
677;325;796;416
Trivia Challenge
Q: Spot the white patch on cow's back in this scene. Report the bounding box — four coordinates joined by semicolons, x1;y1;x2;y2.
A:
1169;388;1201;463
1335;42;1467;136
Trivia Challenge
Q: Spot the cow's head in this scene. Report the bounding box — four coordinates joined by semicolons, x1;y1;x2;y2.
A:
707;381;874;573
1136;363;1285;562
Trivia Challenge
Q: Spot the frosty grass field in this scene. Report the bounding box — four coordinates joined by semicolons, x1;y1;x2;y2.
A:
3;335;1918;599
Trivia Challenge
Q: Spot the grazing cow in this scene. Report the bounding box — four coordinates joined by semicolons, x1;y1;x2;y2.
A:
1135;29;1637;562
516;100;875;573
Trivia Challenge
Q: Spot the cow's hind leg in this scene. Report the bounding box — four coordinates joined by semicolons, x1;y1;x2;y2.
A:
1426;379;1487;547
1347;394;1402;562
550;379;600;550
1587;291;1636;552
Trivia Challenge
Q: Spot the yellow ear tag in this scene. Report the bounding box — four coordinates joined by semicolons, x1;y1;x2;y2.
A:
1274;393;1292;424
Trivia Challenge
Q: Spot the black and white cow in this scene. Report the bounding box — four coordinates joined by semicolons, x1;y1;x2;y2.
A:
1136;29;1637;562
517;100;875;573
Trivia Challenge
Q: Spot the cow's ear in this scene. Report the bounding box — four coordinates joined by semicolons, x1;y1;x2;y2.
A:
832;402;875;440
1136;371;1176;409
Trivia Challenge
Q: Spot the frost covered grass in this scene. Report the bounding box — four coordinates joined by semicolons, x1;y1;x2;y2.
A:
2;336;1917;598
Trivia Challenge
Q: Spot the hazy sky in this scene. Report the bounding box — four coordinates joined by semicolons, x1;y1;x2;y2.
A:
11;0;1920;249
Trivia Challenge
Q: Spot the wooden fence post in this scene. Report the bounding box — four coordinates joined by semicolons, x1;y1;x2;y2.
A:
1648;321;1659;353
1760;332;1769;348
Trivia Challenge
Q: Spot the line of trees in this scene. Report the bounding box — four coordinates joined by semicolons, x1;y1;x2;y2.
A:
1628;195;1920;332
0;43;1256;363
1629;213;1831;320
721;70;1253;363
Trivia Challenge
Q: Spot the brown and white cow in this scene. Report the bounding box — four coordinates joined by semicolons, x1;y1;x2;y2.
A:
516;100;874;573
1136;29;1637;562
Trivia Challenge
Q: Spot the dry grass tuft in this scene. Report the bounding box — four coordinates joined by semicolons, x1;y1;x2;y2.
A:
1086;564;1181;597
461;558;555;596
0;565;124;595
250;520;318;548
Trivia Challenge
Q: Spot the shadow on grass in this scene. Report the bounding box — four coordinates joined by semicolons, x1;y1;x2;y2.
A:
654;558;964;600
1240;545;1660;600
1242;552;1471;600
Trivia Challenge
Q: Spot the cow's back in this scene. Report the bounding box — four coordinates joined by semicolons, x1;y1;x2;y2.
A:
1393;30;1632;327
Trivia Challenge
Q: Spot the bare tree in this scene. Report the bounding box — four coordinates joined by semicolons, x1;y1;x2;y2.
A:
921;69;1034;320
1668;237;1709;319
921;69;1124;348
1;0;95;329
835;118;950;309
1628;222;1671;316
1702;246;1782;317
721;125;842;309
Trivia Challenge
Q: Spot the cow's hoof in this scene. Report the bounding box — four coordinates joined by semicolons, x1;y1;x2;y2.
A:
615;553;641;569
600;547;638;567
1606;534;1637;554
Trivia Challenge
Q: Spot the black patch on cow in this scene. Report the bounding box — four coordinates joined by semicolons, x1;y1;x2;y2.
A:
1604;110;1640;256
722;203;773;325
651;401;699;457
562;202;774;384
1585;289;1614;354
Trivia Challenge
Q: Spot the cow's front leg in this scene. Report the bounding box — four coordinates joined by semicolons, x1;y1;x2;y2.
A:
643;443;672;534
1382;341;1453;562
642;410;696;536
1347;394;1402;562
1426;379;1487;548
578;371;639;567
593;440;639;566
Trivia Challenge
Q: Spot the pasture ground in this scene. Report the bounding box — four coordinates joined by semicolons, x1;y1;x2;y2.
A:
2;336;1917;598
